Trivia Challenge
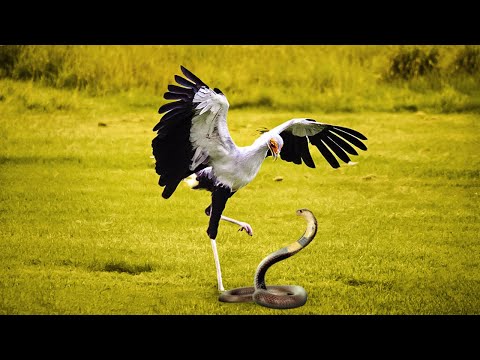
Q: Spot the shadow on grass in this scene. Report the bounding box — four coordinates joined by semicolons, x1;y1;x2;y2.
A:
0;155;82;165
24;258;155;275
93;260;155;275
335;274;395;290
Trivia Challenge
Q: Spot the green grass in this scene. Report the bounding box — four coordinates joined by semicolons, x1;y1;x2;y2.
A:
1;45;479;113
0;78;478;314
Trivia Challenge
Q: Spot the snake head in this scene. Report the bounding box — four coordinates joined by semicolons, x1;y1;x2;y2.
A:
296;208;310;216
296;209;317;240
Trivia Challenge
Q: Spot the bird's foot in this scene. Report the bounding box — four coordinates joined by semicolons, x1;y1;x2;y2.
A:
237;222;253;236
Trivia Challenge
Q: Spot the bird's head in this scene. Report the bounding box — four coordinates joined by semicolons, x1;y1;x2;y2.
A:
267;134;284;160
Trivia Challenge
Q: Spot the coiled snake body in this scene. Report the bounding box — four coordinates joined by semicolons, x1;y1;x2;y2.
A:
218;208;317;309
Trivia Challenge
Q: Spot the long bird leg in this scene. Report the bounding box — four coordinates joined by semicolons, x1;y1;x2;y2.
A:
206;186;232;292
210;238;224;292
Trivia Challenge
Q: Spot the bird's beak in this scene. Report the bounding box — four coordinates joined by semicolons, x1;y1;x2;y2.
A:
272;150;279;161
269;141;280;161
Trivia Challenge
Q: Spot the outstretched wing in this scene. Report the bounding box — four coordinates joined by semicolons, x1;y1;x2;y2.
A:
152;66;235;199
268;118;368;169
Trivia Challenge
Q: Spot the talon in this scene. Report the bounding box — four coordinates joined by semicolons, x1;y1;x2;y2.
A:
238;223;253;236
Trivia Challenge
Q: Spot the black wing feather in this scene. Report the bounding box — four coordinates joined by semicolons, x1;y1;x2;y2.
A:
158;100;186;114
163;92;191;101
279;131;295;162
278;132;309;165
333;125;368;140
167;84;195;96
309;135;341;168
330;127;368;151
270;121;367;169
152;66;211;199
291;136;303;165
325;131;358;155
175;75;198;89
152;118;192;197
153;108;191;133
181;65;209;88
298;137;316;168
267;129;313;166
319;133;352;163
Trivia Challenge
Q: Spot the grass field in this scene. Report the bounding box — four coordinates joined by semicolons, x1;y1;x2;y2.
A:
0;45;479;314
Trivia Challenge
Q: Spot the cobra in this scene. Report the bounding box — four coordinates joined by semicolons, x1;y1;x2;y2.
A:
218;208;317;309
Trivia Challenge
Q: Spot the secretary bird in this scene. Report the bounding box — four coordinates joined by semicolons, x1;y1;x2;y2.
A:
152;66;368;291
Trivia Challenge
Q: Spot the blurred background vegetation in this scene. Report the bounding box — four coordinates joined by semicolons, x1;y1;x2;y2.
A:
0;45;479;113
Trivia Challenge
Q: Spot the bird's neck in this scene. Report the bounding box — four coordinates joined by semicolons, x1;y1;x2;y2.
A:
220;137;268;191
245;135;270;159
